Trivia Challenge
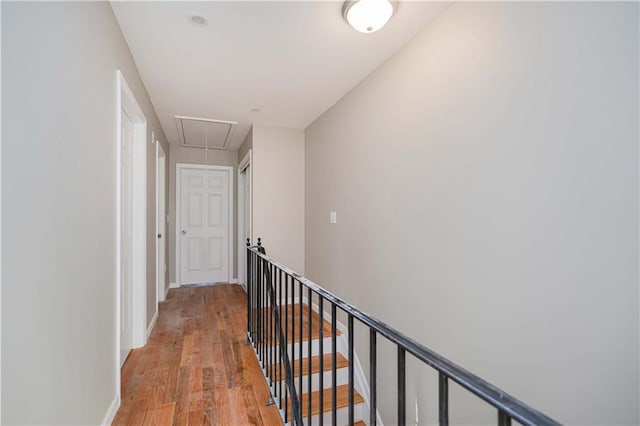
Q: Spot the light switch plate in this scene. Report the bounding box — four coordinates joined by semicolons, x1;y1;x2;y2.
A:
329;211;337;224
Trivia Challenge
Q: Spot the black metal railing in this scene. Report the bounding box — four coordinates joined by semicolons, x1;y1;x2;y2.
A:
246;238;561;426
247;238;303;425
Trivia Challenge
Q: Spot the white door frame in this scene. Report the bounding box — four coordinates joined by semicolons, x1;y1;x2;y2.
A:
175;163;234;286
238;150;252;287
156;141;167;303
116;70;147;390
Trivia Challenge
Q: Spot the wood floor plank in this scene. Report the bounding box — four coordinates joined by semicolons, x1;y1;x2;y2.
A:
172;365;191;426
154;402;176;425
112;284;281;426
229;387;250;425
125;398;149;426
202;366;217;425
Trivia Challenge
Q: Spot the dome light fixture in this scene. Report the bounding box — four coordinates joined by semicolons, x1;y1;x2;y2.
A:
342;0;394;34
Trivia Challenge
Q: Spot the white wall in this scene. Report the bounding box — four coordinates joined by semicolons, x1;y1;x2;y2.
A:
253;125;305;273
239;127;253;166
305;2;639;424
2;2;169;423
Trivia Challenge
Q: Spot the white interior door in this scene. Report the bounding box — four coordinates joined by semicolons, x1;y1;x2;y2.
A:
179;166;230;285
156;144;166;301
120;108;134;366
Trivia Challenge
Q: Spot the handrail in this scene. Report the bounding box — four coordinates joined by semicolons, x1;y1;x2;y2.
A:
247;244;560;426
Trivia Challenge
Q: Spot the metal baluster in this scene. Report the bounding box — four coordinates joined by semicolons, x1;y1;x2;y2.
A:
252;250;255;343
272;266;277;399
290;275;296;420
269;264;274;388
279;268;283;408
398;347;406;426
439;373;449;426
370;329;377;426
254;251;257;343
266;261;271;385
254;251;258;343
332;303;337;426
498;411;512;426
298;281;303;420
258;255;262;363
318;295;324;426
291;276;297;420
307;287;313;426
284;272;289;423
263;258;267;369
262;258;266;367
260;257;263;364
252;250;256;343
273;267;277;395
246;240;251;342
348;315;354;426
248;249;252;342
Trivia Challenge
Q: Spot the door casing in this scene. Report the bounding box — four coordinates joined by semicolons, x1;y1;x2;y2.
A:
156;141;167;302
116;70;147;389
175;163;234;286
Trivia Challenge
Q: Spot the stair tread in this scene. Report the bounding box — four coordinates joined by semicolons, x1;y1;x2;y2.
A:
274;353;349;380
263;303;342;343
287;384;365;418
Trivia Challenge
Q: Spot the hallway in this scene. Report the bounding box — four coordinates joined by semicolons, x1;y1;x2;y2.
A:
112;284;282;425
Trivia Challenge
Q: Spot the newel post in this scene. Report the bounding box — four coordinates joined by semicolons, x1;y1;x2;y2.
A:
246;238;251;344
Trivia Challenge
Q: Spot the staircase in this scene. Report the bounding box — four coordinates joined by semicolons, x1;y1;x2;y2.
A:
261;302;370;425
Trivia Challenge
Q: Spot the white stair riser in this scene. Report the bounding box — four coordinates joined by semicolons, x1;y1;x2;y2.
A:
265;367;350;394
259;336;337;360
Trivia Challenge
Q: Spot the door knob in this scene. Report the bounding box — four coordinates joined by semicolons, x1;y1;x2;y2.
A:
157;234;162;239
182;230;187;235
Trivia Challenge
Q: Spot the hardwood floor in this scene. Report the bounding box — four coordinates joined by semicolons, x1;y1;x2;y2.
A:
112;284;282;426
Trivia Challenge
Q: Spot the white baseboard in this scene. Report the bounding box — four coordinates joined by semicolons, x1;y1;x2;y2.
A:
101;394;120;425
169;282;179;289
146;309;158;340
229;278;238;284
165;285;170;298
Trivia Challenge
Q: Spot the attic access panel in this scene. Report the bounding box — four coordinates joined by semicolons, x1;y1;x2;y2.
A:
175;116;237;150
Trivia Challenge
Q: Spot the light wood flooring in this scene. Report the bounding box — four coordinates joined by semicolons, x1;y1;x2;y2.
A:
112;284;282;426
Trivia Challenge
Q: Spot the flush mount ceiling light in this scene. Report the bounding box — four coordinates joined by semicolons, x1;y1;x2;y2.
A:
342;0;394;33
188;14;207;27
